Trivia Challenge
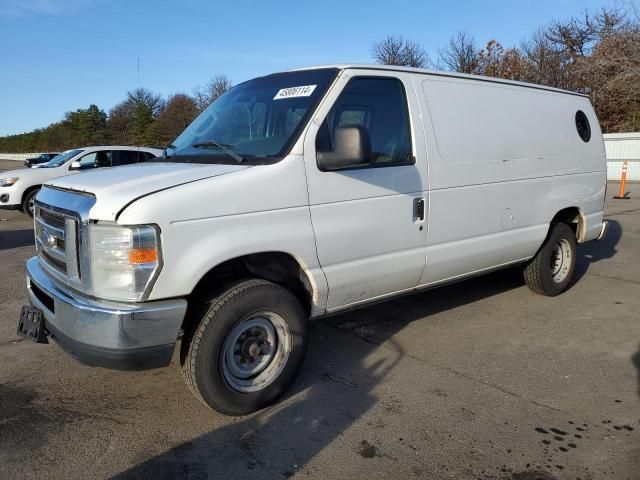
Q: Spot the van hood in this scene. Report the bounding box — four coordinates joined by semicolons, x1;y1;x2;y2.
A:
46;162;251;220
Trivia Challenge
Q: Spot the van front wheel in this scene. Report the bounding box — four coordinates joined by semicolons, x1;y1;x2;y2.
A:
181;279;308;415
524;222;577;296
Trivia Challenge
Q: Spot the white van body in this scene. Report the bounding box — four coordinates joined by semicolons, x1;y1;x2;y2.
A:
22;65;607;413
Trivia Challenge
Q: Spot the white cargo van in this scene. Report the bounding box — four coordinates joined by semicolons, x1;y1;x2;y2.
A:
19;65;608;415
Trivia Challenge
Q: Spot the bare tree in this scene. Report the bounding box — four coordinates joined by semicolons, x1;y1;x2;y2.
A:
546;16;596;57
438;31;480;74
519;29;575;89
473;40;526;80
495;47;528;81
585;28;640;132
372;35;429;68
400;39;429;68
591;7;629;40
542;8;626;67
193;74;232;112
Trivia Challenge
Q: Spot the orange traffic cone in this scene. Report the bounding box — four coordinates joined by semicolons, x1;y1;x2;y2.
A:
613;160;630;199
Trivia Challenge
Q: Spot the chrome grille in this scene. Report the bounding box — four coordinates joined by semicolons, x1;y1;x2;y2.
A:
42;249;66;271
39;209;65;230
35;205;80;280
33;186;96;295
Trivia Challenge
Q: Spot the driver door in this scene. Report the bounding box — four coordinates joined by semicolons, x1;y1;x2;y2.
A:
303;71;428;311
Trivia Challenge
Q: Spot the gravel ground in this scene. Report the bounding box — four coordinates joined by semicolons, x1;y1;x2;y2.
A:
1;160;639;480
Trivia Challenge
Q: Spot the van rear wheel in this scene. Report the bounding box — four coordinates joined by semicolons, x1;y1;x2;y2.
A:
180;279;308;415
524;222;576;296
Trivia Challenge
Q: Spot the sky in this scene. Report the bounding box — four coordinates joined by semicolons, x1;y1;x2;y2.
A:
0;0;621;136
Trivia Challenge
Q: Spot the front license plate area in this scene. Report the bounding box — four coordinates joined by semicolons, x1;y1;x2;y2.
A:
18;305;48;344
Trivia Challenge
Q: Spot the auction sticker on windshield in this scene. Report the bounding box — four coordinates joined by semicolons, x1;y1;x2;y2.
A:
273;85;317;100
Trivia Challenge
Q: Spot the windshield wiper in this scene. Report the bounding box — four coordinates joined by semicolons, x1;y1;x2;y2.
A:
192;141;244;163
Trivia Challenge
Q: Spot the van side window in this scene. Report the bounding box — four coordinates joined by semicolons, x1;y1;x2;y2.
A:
318;77;413;167
575;110;591;142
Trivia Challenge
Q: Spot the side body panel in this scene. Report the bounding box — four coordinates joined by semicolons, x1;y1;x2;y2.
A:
415;74;606;286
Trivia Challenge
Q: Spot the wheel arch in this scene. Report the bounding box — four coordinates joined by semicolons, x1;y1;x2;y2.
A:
22;184;42;204
550;206;586;243
188;251;318;319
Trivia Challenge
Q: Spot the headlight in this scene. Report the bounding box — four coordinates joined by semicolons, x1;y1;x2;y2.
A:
89;224;162;302
0;177;19;187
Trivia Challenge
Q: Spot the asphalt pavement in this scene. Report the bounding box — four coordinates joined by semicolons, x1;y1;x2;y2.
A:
1;159;639;480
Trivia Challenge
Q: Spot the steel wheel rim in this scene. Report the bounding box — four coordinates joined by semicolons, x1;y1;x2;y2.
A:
550;238;572;283
28;197;35;215
221;311;291;393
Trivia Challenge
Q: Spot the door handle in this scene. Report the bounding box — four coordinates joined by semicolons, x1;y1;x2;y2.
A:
415;198;425;221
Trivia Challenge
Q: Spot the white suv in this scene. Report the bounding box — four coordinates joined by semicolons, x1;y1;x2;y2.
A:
0;146;161;216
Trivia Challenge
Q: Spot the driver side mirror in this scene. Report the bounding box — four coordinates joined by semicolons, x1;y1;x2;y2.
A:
317;125;372;171
69;161;81;170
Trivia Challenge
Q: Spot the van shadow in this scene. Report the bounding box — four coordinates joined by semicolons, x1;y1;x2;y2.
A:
0;229;34;251
572;219;622;283
113;269;524;480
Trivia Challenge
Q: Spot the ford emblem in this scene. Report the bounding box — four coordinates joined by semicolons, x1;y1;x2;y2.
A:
46;233;57;248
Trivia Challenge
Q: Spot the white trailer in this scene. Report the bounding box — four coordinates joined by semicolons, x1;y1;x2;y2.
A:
604;132;640;181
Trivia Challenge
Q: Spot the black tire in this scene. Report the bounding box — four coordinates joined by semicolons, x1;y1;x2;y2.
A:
22;188;39;217
524;222;577;296
180;279;308;415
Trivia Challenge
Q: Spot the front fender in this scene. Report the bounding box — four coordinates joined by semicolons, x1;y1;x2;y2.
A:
152;207;327;315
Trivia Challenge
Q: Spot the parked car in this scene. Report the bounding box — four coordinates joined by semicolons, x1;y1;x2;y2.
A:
0;146;161;216
24;153;60;168
19;65;608;415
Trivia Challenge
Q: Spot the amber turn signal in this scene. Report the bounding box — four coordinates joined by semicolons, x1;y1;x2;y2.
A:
128;248;158;264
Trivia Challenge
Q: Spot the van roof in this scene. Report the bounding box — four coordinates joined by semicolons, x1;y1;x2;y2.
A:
290;64;588;98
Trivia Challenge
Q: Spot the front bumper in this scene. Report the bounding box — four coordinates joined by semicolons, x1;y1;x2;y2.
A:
25;256;187;370
0;187;20;209
596;220;609;241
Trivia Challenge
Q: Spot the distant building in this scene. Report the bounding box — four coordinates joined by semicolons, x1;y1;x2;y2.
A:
604;132;639;181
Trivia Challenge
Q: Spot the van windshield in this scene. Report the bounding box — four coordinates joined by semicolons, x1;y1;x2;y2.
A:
162;68;339;164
